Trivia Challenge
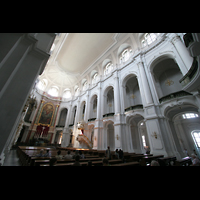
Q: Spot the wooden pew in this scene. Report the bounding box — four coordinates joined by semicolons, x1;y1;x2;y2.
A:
175;157;192;166
157;156;176;166
92;159;123;166
140;155;164;166
130;154;153;162
111;161;140;166
36;157;103;166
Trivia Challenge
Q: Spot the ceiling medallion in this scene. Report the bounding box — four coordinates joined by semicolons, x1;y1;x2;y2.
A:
165;79;174;86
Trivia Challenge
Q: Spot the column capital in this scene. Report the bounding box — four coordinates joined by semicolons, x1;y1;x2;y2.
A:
171;35;181;44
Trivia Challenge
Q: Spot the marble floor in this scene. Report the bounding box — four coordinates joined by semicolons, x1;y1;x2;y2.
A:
3;149;21;166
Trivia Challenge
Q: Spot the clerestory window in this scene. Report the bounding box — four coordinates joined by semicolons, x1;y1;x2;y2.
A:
141;33;159;47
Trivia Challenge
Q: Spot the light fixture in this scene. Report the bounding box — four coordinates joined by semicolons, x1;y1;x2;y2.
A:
151;132;158;139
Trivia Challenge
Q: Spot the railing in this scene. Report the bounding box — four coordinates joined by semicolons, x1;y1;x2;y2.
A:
159;90;192;103
179;57;198;87
77;134;93;149
103;113;115;118
88;118;96;122
183;33;194;48
124;104;143;112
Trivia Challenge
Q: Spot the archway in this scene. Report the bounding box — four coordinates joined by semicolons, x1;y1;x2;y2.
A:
58;108;68;127
165;103;200;158
127;114;149;154
123;75;142;110
150;56;183;99
103;86;115;116
89;95;97;120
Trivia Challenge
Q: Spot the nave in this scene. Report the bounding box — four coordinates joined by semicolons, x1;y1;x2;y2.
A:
13;146;195;166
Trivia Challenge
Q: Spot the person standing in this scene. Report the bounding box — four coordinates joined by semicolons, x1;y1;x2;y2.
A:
106;146;111;160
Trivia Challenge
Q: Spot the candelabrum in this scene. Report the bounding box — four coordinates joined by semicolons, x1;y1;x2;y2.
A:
151;131;158;139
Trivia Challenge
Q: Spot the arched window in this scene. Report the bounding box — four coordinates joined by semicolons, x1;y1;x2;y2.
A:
119;48;132;64
83;80;88;90
47;86;59;97
75;87;80;96
104;62;113;75
36;79;48;91
192;130;200;148
141;33;159;47
92;72;98;84
182;113;199;119
63;89;71;99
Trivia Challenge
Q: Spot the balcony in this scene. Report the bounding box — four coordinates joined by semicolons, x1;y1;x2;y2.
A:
159;90;192;104
124;104;143;112
179;57;198;87
103;113;115;118
183;33;194;48
88;118;96;122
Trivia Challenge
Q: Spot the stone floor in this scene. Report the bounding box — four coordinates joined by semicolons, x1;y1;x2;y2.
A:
3;149;21;166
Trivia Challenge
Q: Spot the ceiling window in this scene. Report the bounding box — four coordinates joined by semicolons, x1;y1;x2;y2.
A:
119;48;132;64
47;86;59;97
182;113;199;119
83;80;88;90
141;33;159;47
63;89;71;99
36;79;47;91
75;87;80;95
104;62;113;75
92;72;98;84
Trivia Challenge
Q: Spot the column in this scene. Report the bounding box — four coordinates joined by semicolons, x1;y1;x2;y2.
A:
161;117;181;160
61;103;72;147
93;82;103;149
137;61;154;105
84;90;90;122
113;71;121;114
0;33;56;165
145;118;168;157
73;98;81;148
171;34;193;72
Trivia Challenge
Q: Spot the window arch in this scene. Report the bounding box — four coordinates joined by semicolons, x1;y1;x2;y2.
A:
63;89;71;99
36;79;48;91
182;113;199;119
47;86;59;97
141;33;160;47
92;72;98;84
104;62;113;75
119;48;132;64
83;80;88;90
192;130;200;148
75;87;80;96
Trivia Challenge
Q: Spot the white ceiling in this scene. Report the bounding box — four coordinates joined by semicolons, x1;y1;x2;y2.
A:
57;33;116;75
40;33;118;91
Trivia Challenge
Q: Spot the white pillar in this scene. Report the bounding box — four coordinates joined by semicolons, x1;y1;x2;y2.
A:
171;34;193;73
137;61;153;105
84;90;90;122
93;82;103;150
0;33;56;165
73;98;81;148
145;118;168;157
113;71;121;114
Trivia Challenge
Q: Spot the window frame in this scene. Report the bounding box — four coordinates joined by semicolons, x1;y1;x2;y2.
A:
192;130;200;148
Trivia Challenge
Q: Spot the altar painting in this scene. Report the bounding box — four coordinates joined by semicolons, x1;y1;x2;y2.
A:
38;103;55;126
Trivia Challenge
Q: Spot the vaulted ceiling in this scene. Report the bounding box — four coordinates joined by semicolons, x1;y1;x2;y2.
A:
40;33;119;91
38;33;142;94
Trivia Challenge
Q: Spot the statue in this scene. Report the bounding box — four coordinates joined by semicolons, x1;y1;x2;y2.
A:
77;120;86;134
